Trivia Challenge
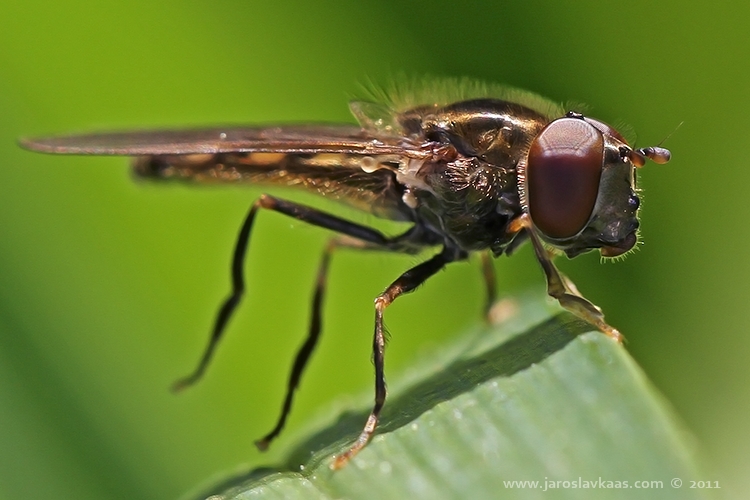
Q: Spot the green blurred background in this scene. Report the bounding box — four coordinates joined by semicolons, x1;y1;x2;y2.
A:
1;1;747;498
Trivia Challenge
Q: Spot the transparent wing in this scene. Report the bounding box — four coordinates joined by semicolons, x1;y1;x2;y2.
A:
135;151;411;220
20;124;432;222
19;124;413;157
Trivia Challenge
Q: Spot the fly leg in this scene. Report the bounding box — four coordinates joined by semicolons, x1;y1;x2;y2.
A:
480;251;497;321
331;248;454;469
172;194;423;393
255;234;414;451
508;214;623;342
253;238;335;451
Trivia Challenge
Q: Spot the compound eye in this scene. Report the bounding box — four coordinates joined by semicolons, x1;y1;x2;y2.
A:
526;118;604;239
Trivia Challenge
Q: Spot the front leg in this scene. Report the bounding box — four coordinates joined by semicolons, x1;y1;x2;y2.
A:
508;214;623;343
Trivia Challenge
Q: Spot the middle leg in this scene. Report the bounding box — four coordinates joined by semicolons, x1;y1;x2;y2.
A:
331;247;455;469
480;250;497;321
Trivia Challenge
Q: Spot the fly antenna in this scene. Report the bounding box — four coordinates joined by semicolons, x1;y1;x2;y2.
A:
630;121;680;167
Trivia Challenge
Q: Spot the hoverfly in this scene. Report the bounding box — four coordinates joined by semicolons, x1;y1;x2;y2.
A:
20;78;670;469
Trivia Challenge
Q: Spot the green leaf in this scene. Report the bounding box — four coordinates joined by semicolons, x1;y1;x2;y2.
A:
187;297;710;500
